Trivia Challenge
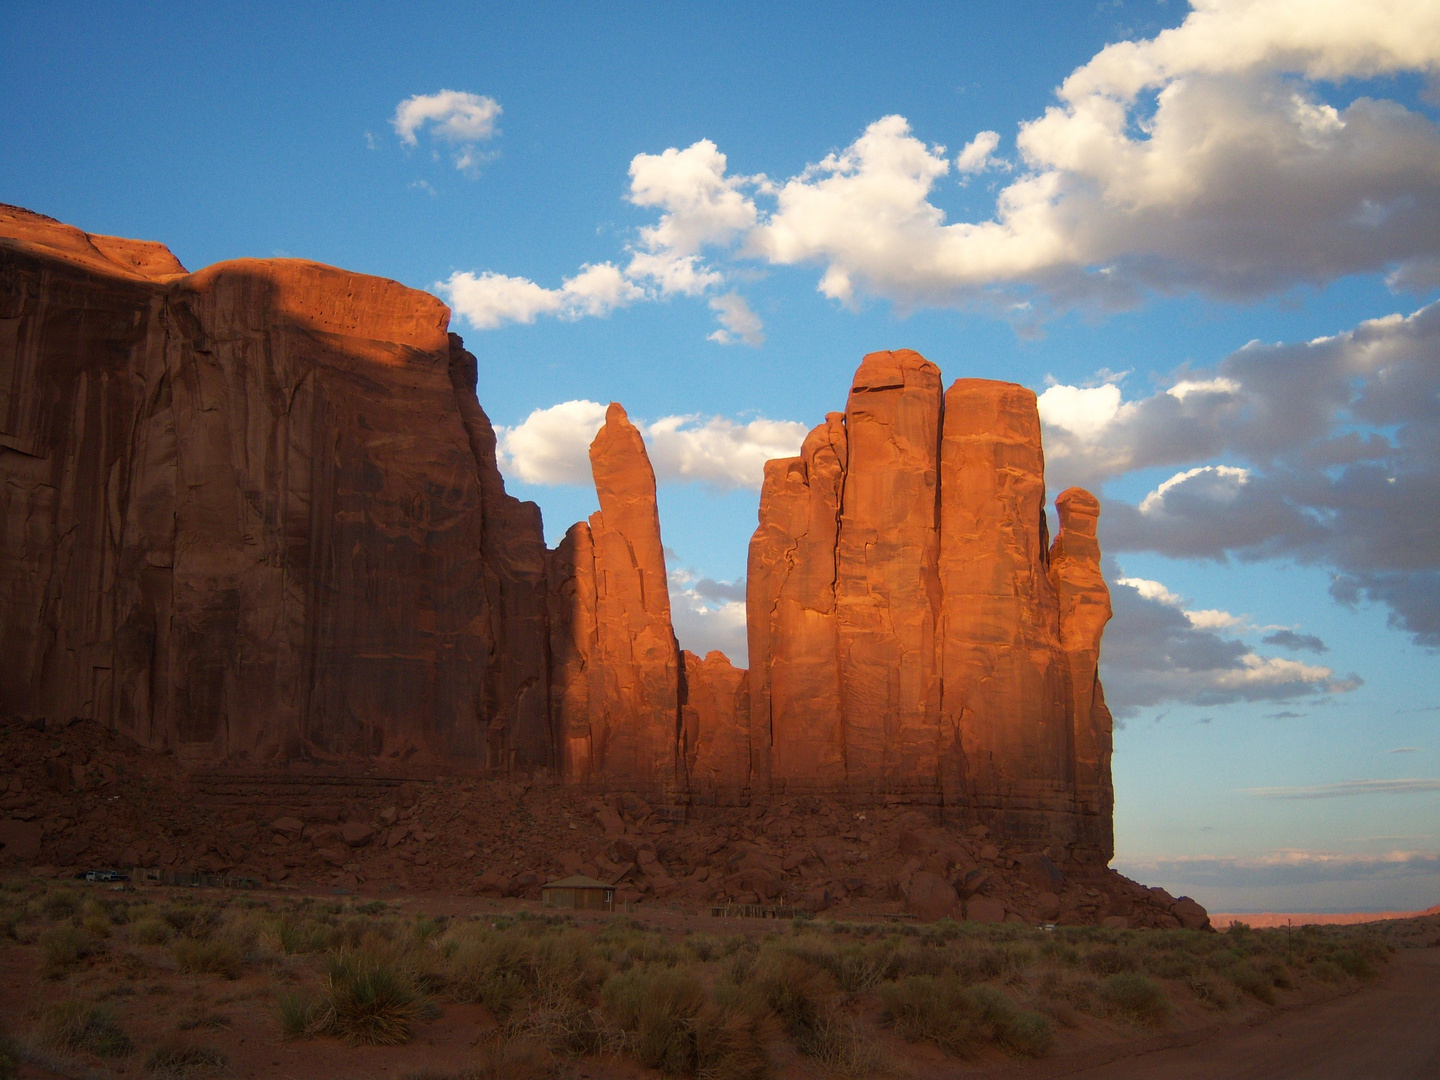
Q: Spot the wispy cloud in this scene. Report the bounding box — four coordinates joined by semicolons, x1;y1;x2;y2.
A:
1245;779;1440;799
1117;849;1440;887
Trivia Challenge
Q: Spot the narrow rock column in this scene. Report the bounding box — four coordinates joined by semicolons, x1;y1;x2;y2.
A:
837;351;943;795
585;403;682;797
547;522;597;785
937;380;1071;837
747;414;848;793
1049;487;1115;861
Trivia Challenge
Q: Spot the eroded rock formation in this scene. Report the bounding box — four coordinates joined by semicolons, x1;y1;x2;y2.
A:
747;353;1115;858
2;208;1116;867
0;205;547;769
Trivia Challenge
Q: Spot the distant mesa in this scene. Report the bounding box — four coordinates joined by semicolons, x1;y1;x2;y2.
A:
1;204;1111;865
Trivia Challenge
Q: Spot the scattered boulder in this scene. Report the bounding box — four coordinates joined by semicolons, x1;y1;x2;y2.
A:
1172;896;1211;931
904;871;960;921
1102;915;1128;930
339;822;373;847
1015;852;1065;892
475;871;512;896
270;817;304;838
965;896;1006;924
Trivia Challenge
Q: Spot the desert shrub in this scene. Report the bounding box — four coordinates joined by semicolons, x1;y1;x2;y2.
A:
447;929;538;1017
276;990;321;1038
681;933;720;963
39;924;99;976
889;941;951;980
794;1010;893;1076
173;938;244;980
1333;948;1380;980
602;965;707;1072
81;913;112;938
272;915;332;955
128;917;171;945
144;1038;228;1078
747;947;833;1039
970;985;1054;1057
1144;950;1198;980
602;965;768;1079
792;937;898;994
160;903;227;944
1186;973;1234;1010
690;1005;771;1080
1227;961;1276;1004
1085;944;1139;976
40;889;80;921
880;974;979;1056
1309;959;1345;983
1101;973;1172;1026
33;1000;133;1059
353;900;389;916
412;914;447;943
313;947;423;1045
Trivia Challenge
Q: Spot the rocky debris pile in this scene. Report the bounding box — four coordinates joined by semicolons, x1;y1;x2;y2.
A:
0;718;1207;930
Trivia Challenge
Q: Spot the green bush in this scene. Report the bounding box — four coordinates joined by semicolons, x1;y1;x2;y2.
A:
276;990;320;1039
314;947;423;1045
1101;972;1172;1026
33;1000;133;1059
970;985;1054;1057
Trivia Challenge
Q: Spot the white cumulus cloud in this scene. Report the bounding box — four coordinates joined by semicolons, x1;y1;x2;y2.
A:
435;264;642;329
392;90;501;171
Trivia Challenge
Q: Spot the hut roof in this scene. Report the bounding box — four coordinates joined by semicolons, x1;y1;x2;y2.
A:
541;874;613;890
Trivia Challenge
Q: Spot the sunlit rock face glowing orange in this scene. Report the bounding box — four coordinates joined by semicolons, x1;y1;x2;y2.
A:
1;207;1113;861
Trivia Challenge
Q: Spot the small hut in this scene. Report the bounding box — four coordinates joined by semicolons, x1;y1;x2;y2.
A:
541;874;616;912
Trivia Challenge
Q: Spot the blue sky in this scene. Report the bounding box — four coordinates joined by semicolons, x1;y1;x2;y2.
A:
5;0;1438;912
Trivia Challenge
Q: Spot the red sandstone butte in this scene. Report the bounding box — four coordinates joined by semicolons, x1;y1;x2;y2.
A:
2;205;1123;870
745;355;1114;857
0;204;547;769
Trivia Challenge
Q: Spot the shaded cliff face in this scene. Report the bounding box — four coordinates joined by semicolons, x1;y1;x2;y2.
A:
746;353;1114;857
0;205;547;768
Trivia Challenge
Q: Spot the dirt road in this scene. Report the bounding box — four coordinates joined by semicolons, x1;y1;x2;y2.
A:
997;947;1440;1080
